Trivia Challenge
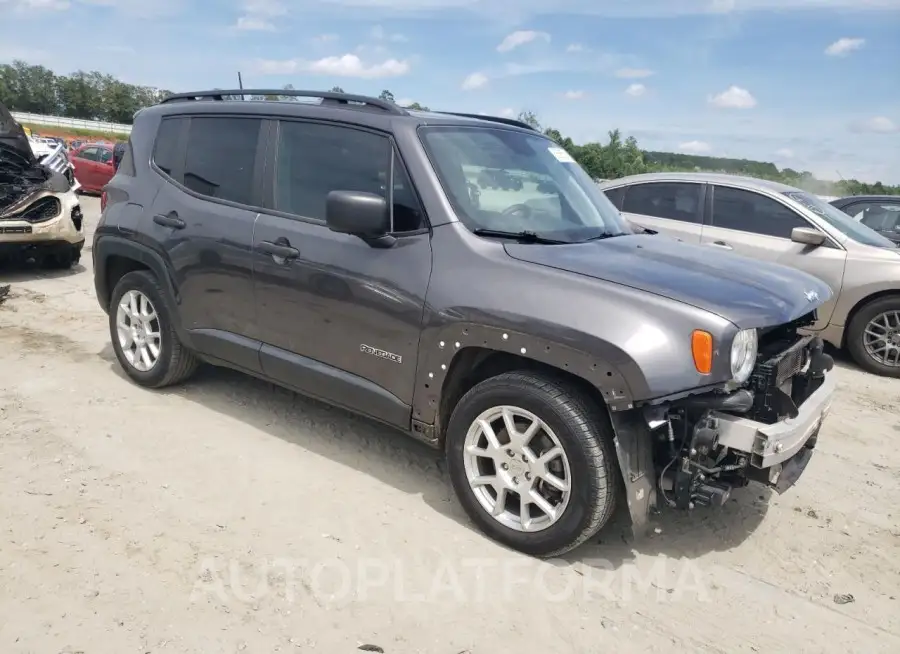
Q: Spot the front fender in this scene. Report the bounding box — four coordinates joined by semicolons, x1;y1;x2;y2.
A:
411;321;644;425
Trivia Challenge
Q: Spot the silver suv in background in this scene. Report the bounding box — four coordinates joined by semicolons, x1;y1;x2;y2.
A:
599;172;900;377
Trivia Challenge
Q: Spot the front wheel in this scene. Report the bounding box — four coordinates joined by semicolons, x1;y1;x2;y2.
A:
846;296;900;377
445;371;619;557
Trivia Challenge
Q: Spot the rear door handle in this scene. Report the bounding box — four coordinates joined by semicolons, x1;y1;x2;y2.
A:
708;240;732;250
258;240;300;260
153;213;185;229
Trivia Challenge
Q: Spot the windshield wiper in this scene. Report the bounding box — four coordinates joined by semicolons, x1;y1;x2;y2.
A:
578;232;625;242
472;228;567;244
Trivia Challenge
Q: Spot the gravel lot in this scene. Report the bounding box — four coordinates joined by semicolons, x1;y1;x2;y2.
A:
1;196;899;653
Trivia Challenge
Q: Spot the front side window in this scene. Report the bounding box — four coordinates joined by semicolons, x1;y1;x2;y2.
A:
183;117;261;205
841;202;900;234
274;121;425;232
78;146;99;162
98;147;112;164
419;125;630;242
784;190;896;248
622;182;702;223
712;185;807;238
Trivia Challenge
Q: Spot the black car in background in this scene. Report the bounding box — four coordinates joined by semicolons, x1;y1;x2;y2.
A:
830;195;900;245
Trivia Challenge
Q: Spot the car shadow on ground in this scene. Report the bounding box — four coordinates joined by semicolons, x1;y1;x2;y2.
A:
100;349;771;568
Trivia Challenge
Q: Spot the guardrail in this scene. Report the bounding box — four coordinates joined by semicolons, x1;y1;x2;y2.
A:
10;111;132;134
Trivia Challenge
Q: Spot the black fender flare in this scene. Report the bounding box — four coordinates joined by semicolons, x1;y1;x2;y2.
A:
93;234;186;339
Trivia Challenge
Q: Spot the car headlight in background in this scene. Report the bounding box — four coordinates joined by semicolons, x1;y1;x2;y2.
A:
730;328;758;384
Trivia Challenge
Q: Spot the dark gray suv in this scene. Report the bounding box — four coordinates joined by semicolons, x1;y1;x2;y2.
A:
93;89;836;557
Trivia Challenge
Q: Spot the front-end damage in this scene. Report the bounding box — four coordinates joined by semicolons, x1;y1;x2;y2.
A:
612;312;835;532
1;102;84;266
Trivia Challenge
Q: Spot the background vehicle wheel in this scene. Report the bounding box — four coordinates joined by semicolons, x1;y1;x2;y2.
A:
445;371;619;557
109;270;198;388
846;296;900;377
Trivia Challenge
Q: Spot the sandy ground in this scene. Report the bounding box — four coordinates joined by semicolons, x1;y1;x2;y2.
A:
1;197;899;654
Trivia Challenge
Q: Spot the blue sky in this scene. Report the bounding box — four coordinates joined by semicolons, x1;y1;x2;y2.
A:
2;0;899;183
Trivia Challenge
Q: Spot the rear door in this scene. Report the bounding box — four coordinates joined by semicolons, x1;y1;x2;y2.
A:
619;181;705;243
700;184;846;328
72;146;100;189
146;114;265;370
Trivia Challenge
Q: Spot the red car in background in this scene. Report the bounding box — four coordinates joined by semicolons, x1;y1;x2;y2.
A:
70;142;116;193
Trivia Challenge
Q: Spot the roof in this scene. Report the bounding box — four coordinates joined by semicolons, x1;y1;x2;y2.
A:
831;194;900;204
598;171;801;194
141;89;539;135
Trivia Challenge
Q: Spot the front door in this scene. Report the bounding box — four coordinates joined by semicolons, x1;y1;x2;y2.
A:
619;181;706;243
700;184;847;329
146;114;264;370
73;146;101;190
252;118;432;426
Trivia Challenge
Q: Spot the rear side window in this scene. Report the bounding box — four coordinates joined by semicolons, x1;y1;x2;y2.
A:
274;121;390;222
152;117;184;179
603;186;625;210
78;146;99;162
712;185;807;238
182;117;261;205
622;182;702;223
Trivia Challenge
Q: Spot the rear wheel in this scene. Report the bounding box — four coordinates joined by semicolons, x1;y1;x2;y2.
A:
445;371;618;557
846;296;900;377
109;270;198;388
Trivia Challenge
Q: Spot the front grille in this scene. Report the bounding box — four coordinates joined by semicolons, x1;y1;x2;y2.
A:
0;196;61;223
751;335;811;389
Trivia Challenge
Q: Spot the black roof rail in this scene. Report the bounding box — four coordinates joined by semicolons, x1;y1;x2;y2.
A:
159;89;407;115
434;111;537;131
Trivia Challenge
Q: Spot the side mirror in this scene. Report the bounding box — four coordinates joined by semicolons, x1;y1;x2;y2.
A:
325;190;394;247
791;227;825;246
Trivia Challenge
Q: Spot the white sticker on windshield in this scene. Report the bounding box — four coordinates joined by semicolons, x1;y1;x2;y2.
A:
548;146;575;163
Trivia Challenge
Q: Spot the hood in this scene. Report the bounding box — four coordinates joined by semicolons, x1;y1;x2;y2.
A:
1;100;58;215
504;234;833;329
0;102;38;171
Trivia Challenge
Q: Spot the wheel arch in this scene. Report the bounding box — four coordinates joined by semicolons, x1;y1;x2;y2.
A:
841;289;900;348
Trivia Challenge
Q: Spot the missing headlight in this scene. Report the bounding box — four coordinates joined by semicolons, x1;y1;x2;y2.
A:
17;196;61;223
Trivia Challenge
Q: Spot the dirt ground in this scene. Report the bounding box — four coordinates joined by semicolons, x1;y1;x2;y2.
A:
1;197;899;653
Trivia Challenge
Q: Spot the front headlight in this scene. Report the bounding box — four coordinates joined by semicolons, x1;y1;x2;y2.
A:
730;328;758;384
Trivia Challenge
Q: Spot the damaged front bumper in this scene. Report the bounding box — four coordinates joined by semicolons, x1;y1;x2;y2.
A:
610;334;835;534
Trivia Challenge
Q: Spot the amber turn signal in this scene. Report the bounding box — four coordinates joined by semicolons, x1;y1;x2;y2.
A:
691;330;713;374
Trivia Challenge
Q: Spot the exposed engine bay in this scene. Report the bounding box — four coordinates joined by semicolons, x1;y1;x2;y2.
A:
1;100;84;268
647;313;835;512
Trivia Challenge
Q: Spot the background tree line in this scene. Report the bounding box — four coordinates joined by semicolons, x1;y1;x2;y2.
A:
1;59;896;196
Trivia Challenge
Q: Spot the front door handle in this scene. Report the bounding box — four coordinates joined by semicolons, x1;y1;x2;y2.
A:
708;240;732;250
258;239;300;260
153;213;185;229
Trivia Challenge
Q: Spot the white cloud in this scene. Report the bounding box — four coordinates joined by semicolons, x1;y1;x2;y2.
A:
253;54;410;78
709;85;757;109
461;72;488;90
235;16;275;30
496;30;550;53
775;148;795;158
825;37;865;56
9;0;70;9
241;0;285;15
564;90;585;100
625;83;646;97
850;116;898;133
679;140;712;154
566;43;588;52
312;33;339;44
499;108;516;118
614;67;654;78
396;98;415;106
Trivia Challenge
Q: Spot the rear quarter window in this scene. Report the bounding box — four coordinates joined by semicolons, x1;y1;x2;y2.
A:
152;117;186;181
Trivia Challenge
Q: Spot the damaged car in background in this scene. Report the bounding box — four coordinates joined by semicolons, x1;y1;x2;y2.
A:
1;101;84;269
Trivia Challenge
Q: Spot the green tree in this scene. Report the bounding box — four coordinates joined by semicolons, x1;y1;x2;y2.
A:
329;86;345;93
379;89;395;103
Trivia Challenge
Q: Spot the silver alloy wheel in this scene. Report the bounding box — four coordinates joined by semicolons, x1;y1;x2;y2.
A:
463;405;572;532
115;289;162;372
863;310;900;367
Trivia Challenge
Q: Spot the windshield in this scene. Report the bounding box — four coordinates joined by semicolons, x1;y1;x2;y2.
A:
419;125;631;242
783;191;897;248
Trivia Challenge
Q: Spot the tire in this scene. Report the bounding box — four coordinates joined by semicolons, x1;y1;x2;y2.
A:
846;295;900;378
445;371;619;558
109;270;199;388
